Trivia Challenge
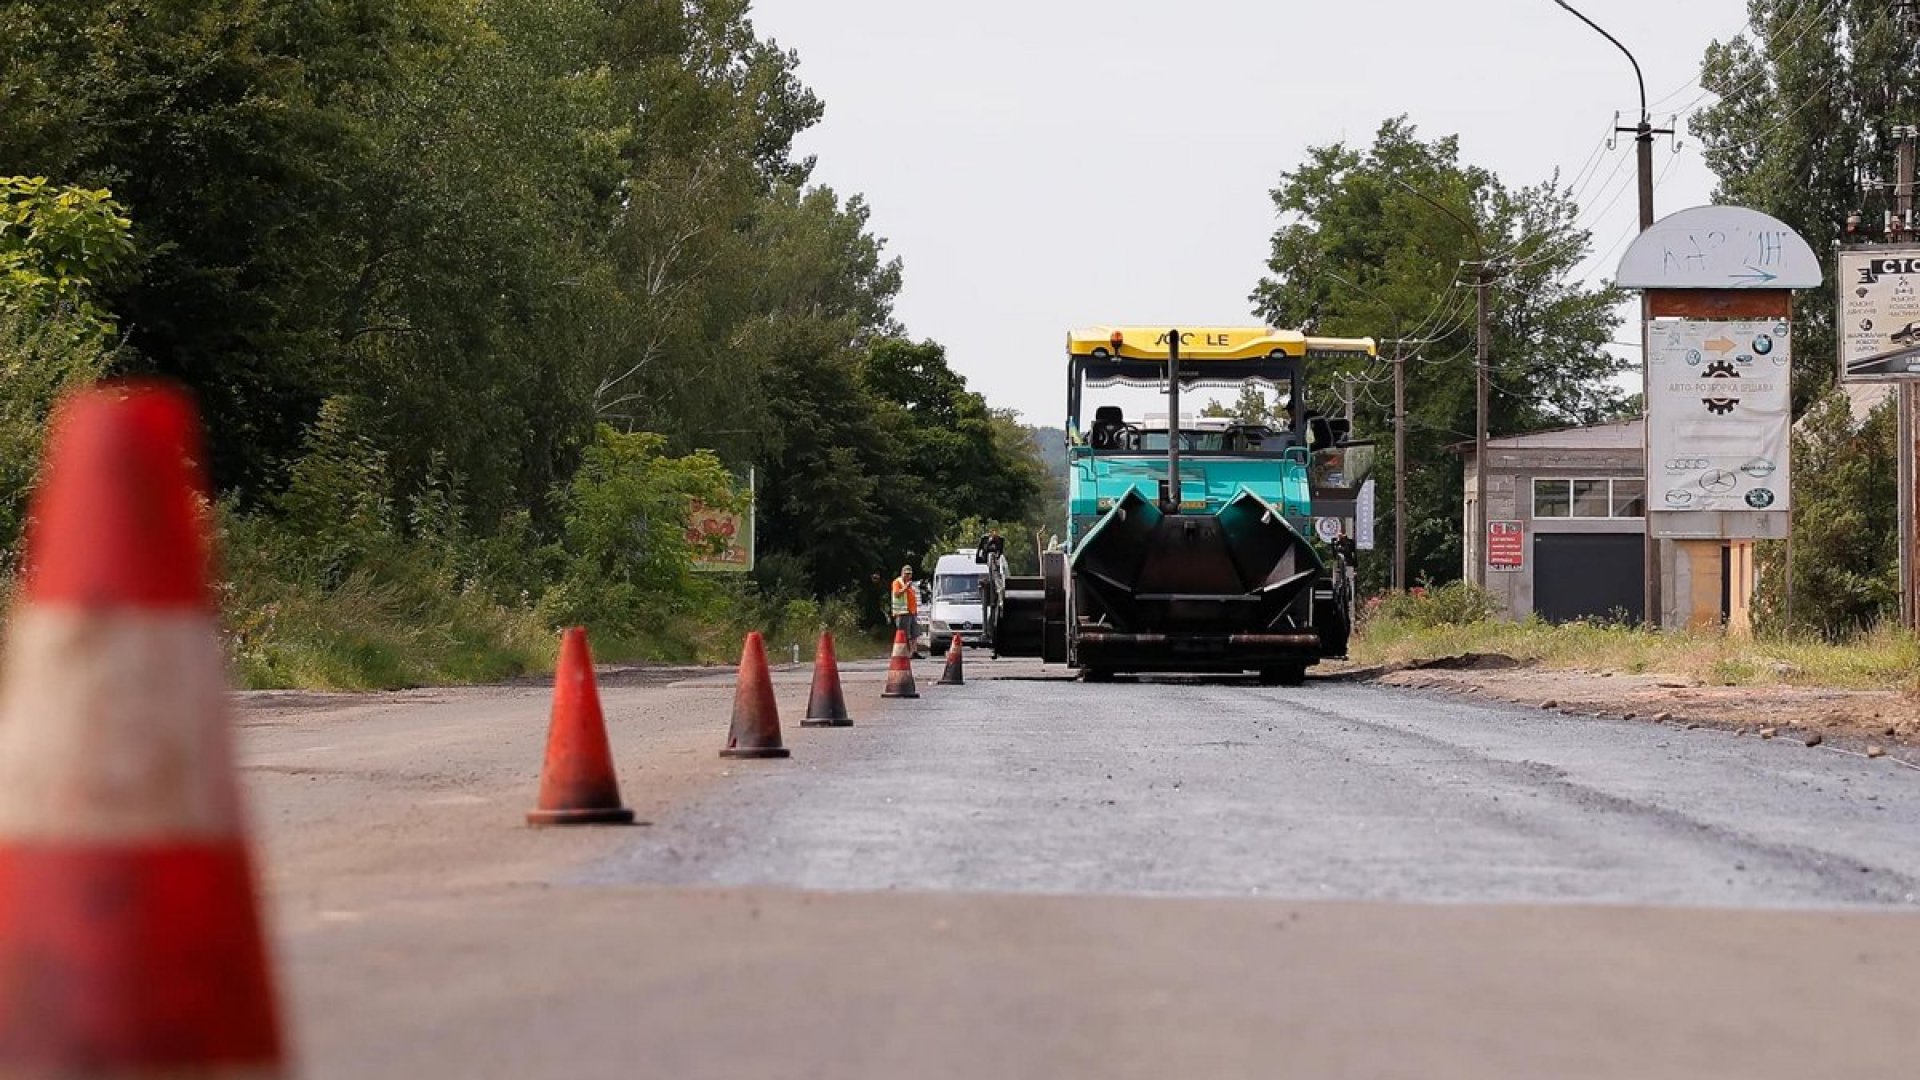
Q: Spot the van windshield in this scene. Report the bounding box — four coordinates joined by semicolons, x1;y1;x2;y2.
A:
934;573;983;601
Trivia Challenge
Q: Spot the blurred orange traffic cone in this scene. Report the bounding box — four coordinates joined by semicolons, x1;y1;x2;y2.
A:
881;629;920;699
0;383;284;1075
722;632;790;758
528;628;635;826
937;633;965;686
801;631;851;728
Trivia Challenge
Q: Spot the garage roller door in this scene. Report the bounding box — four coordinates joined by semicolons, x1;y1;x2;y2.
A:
1533;534;1643;624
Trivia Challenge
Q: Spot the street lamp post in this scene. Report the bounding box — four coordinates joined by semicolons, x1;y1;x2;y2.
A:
1550;0;1668;628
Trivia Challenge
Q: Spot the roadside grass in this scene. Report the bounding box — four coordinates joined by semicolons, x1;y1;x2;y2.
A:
1355;609;1920;693
224;570;560;691
220;567;892;692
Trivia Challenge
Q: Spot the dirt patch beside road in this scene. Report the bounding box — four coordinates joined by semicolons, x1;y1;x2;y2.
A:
1349;658;1920;759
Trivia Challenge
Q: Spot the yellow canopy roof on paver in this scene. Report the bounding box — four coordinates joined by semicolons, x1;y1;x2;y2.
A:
1066;327;1376;363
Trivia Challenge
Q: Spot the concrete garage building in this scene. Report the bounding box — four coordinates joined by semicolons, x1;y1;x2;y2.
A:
1460;419;1756;631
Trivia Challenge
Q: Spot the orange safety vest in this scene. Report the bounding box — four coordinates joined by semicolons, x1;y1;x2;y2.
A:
890;576;918;616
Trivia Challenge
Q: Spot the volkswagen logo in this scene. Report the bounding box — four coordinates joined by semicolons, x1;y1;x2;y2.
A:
1700;470;1738;494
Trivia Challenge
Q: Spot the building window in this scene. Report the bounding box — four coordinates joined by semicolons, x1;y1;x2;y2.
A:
1612;479;1645;518
1534;479;1571;518
1532;477;1643;519
1571;479;1611;517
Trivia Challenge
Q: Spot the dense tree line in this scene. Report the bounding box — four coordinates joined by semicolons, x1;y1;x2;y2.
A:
0;0;1044;659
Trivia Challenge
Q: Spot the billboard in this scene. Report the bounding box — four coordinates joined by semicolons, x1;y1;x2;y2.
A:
1646;318;1791;522
1839;245;1920;381
688;469;755;573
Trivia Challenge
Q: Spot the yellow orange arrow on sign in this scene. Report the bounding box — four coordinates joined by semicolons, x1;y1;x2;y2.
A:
1703;335;1739;353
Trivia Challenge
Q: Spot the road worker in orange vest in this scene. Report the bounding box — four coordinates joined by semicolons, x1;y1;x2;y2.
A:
890;564;924;658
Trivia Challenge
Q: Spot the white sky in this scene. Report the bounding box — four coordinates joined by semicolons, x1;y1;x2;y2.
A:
751;0;1750;425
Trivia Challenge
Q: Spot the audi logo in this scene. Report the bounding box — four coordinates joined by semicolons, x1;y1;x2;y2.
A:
1665;458;1711;471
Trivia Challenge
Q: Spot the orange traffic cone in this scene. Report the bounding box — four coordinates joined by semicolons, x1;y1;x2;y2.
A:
882;629;920;699
527;627;635;826
722;631;790;758
938;633;965;686
801;631;851;728
0;383;283;1076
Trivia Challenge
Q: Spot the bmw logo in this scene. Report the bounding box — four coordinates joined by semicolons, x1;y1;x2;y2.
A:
1752;334;1773;355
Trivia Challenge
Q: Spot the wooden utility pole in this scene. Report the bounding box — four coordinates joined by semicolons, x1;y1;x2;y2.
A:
1394;349;1409;592
1555;0;1673;624
1897;127;1918;628
1635;116;1662;628
1473;268;1491;589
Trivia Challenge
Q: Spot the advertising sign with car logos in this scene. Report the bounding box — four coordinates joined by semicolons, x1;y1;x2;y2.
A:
1838;245;1920;381
1647;318;1790;522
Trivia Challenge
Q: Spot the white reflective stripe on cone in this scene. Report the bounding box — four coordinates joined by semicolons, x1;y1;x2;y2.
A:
0;609;242;842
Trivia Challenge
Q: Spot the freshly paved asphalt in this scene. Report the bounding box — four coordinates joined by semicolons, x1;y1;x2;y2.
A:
246;660;1920;1078
590;663;1920;907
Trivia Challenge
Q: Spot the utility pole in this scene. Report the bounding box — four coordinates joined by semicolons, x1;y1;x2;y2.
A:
1896;127;1918;629
1628;112;1667;629
1389;177;1489;588
1473;268;1491;589
1556;0;1673;627
1394;348;1409;592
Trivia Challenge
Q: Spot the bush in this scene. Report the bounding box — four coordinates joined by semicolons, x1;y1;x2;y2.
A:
1366;581;1503;627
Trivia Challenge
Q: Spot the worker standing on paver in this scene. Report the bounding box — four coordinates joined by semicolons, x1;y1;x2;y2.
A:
975;528;1005;567
890;564;924;658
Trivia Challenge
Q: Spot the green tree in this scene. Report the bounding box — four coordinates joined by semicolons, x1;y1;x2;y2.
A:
1754;390;1898;638
1250;117;1625;588
1690;3;1914;630
1688;0;1896;414
1201;386;1284;424
0;177;135;554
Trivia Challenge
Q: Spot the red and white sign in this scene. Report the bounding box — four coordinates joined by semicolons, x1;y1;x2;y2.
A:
1487;521;1524;571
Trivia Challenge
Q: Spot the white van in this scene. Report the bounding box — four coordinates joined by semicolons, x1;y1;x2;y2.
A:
928;550;987;653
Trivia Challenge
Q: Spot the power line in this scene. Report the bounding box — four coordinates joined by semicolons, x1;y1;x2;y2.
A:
1669;0;1842;120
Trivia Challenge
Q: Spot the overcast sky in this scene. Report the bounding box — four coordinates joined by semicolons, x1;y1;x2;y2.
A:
751;0;1751;424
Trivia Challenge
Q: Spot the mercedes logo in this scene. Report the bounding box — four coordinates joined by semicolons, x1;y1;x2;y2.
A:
1700;470;1737;494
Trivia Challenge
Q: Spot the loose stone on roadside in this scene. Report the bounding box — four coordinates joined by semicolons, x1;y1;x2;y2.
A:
1803;733;1823;747
1759;727;1777;740
1867;745;1887;759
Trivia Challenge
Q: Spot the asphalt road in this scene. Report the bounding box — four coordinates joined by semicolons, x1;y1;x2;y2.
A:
240;659;1920;1079
591;669;1920;904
